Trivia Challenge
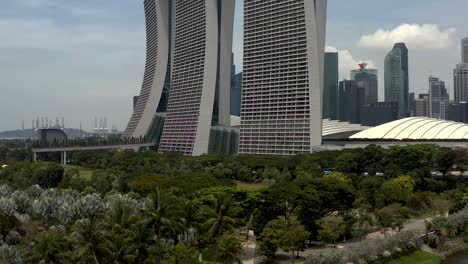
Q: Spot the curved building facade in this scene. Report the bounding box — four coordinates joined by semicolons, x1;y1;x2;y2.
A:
123;0;171;139
239;0;328;155
350;117;468;140
158;0;235;155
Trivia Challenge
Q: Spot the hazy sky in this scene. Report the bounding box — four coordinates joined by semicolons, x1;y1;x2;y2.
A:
0;0;467;131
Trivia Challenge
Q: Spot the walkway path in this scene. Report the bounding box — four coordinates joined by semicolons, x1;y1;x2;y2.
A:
242;216;435;264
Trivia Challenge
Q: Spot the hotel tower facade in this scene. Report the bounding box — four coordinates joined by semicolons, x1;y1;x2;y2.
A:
239;0;328;155
124;0;236;156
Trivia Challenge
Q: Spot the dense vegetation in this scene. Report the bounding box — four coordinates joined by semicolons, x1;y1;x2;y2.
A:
0;142;468;263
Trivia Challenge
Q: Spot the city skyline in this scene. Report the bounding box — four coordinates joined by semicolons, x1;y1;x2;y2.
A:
1;0;468;131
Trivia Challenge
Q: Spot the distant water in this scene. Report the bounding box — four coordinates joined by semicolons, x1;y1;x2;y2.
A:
443;250;468;263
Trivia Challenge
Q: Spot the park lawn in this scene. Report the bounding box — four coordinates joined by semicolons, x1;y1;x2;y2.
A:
388;250;442;264
64;165;94;180
234;181;270;192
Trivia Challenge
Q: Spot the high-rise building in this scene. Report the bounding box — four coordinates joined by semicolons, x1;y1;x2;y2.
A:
338;80;365;124
239;0;328;155
448;102;468;123
429;76;449;120
323;52;339;119
350;64;378;104
360;102;398;126
231;72;242;116
462;37;468;63
124;0;172;139
385;43;409;118
409;92;415;116
454;63;468;103
414;94;429;117
123;0;236;156
158;0;235;155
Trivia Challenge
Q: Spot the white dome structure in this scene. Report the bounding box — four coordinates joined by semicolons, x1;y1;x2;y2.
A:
350;117;468;140
323;120;370;138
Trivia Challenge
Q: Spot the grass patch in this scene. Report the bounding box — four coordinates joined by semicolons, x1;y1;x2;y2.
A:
64;165;94;180
388;250;442;264
234;181;270;192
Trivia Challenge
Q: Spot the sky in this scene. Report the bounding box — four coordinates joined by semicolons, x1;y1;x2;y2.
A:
0;0;467;132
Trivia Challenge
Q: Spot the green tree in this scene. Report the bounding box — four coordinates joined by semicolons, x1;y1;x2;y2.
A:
201;192;240;264
70;218;106;264
33;163;65;188
375;204;410;235
281;221;310;264
434;148;456;176
393;175;416;192
257;219;284;263
28;233;67;263
144;188;181;242
216;233;243;264
317;215;346;245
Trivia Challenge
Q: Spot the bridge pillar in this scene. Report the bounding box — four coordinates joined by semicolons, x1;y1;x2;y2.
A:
33;152;37;163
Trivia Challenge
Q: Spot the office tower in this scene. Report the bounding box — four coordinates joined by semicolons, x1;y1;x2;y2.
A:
323;52;339;119
158;0;235;155
385;43;409;118
123;0;172;139
231;73;242;116
409;92;415;116
429;76;449;120
414;94;429;117
350;64;378;104
360;102;398;126
462;37;468;63
239;0;328;155
454;63;468;103
448;102;468;123
338;80;365;124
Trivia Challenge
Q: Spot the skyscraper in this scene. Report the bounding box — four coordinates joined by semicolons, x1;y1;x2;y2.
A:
323;52;339;119
429;76;449;120
454;63;468;103
123;0;235;156
414;94;429;117
385;43;409;118
409;92;416;116
338;80;365;124
351;64;378;104
231;72;242;116
462;37;468;64
360;102;398;126
123;0;172;139
158;0;235;155
239;0;328;155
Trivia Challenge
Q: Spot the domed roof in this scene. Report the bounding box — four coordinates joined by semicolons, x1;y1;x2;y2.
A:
350;117;468;140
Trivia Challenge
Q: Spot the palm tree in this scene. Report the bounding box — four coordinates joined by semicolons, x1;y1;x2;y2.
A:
144;188;181;241
217;233;243;264
131;221;156;264
101;231;137;264
201;192;240;264
102;200;136;234
70;218;106;264
28;233;66;263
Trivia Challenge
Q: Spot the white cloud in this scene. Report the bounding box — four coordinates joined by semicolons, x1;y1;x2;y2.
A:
358;24;456;50
326;46;376;80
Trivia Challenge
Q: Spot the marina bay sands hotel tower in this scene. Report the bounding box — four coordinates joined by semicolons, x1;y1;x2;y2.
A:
124;0;236;155
124;0;328;156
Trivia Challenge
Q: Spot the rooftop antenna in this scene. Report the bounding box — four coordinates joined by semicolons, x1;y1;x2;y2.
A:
62;117;65;129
